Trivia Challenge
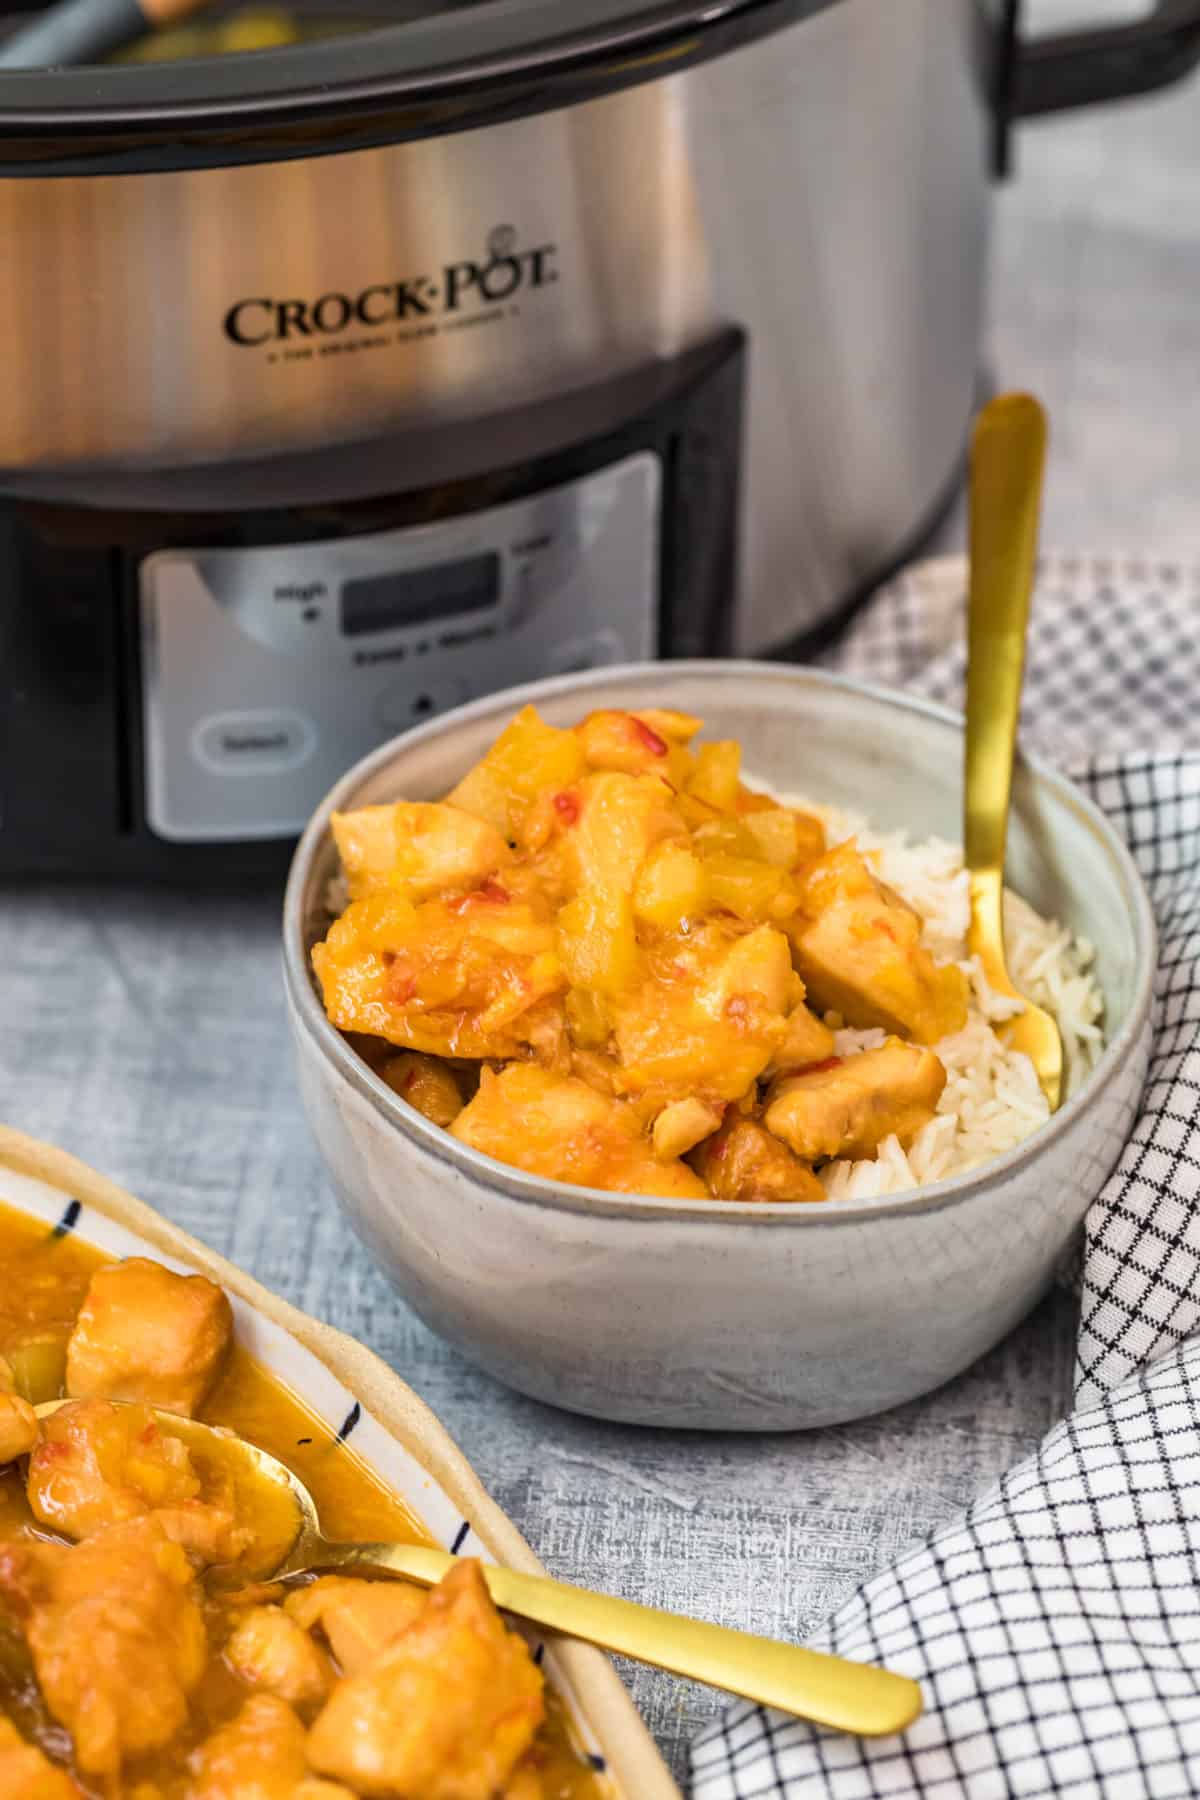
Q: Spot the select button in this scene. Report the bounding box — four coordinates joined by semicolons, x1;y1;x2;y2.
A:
191;709;316;776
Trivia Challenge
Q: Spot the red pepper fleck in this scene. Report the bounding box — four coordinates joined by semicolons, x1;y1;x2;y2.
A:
446;879;510;914
402;1070;417;1092
632;718;669;756
553;790;580;826
799;1056;843;1077
139;1423;159;1445
389;971;417;1004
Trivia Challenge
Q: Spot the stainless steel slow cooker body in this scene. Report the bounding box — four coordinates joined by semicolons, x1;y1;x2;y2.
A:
2;0;1199;653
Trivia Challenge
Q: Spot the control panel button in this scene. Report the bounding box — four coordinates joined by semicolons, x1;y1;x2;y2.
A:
373;677;470;734
191;710;315;776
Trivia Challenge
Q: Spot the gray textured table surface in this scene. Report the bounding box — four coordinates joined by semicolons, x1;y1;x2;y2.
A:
2;16;1197;1786
0;882;1077;1781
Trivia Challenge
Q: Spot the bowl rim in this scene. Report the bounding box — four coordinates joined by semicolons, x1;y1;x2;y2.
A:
283;659;1157;1229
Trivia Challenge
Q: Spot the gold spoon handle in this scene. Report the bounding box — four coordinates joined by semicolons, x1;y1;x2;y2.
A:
315;1541;922;1739
964;393;1048;971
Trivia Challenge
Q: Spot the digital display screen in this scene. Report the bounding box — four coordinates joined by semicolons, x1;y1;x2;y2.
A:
340;552;501;637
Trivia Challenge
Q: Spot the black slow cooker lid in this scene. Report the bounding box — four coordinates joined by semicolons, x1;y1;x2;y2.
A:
0;0;834;173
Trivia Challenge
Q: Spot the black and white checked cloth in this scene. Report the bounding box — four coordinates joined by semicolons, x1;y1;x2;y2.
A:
691;553;1200;1800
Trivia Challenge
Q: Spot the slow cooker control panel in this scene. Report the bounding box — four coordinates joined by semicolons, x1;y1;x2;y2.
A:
140;453;659;842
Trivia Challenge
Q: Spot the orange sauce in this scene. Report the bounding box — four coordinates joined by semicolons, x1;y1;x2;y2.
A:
0;1202;606;1799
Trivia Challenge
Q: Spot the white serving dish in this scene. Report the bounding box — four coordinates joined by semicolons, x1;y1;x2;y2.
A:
0;1125;679;1800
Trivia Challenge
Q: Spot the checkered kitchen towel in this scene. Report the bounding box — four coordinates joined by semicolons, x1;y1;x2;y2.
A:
691;553;1200;1799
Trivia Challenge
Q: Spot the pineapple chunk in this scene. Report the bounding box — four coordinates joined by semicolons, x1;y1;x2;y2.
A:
0;1391;38;1463
446;706;584;839
565;988;611;1050
702;854;801;925
688;741;741;812
451;1065;707;1199
789;842;968;1044
331;802;511;903
565;771;687;897
557;889;641;996
556;771;687;995
633;842;707;930
740;805;826;870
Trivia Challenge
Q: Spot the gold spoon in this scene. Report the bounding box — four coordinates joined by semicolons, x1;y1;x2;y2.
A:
35;1401;922;1739
965;392;1063;1112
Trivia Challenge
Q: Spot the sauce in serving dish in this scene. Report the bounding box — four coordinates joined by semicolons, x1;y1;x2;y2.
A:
0;1200;604;1799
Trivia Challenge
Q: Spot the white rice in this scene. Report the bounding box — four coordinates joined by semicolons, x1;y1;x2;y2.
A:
771;790;1106;1201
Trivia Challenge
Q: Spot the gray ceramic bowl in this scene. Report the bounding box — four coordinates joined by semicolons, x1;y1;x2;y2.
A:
283;663;1155;1431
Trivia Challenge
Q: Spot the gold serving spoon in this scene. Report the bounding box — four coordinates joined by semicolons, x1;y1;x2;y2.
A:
35;1401;922;1740
965;393;1063;1112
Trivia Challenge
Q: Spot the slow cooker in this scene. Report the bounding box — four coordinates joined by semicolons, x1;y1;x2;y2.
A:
2;0;1198;878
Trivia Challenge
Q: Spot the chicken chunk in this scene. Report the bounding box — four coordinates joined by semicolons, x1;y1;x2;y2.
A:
0;1718;81;1800
764;1039;946;1162
65;1259;233;1418
789;843;968;1045
284;1577;428;1677
306;1560;545;1800
26;1399;249;1564
762;998;837;1079
0;1518;206;1777
651;1097;725;1161
188;1694;354;1800
0;1391;39;1463
451;1064;708;1199
331;802;512;904
376;1052;464;1128
689;1117;825;1203
225;1607;333;1707
312;889;565;1061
